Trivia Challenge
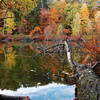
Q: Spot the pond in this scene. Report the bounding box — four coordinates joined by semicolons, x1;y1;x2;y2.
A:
0;42;75;100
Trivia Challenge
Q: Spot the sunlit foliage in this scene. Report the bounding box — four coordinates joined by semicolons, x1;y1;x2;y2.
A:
50;8;61;23
50;0;67;15
80;3;90;33
72;12;81;35
64;2;79;28
3;0;37;15
5;11;15;34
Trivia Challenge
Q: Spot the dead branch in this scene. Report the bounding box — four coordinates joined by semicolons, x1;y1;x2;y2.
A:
64;41;77;70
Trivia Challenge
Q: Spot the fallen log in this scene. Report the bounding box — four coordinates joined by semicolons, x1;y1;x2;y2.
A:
64;40;100;100
0;94;30;100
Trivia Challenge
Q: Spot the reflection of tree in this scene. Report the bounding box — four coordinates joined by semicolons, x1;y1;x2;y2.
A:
4;47;16;68
0;44;73;90
0;47;52;90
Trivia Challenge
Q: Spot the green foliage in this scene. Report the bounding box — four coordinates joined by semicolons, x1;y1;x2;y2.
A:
64;2;80;28
0;46;53;90
11;0;37;15
13;9;22;27
25;7;40;29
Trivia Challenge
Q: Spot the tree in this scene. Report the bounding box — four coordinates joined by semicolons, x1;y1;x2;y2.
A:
5;11;15;34
2;0;37;15
72;12;81;35
63;2;79;29
80;3;90;33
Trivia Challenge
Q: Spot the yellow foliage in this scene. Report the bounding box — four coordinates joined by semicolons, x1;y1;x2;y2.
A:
15;0;37;15
51;1;67;14
95;11;100;23
80;3;89;25
86;19;93;34
56;24;63;37
5;11;15;34
80;3;90;33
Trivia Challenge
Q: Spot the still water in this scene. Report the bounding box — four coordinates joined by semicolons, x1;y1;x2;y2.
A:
0;43;75;100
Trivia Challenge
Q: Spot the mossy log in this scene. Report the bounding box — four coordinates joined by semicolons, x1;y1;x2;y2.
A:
64;41;100;100
76;66;100;100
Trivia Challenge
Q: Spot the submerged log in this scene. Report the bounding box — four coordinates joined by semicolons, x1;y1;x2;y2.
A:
0;94;30;100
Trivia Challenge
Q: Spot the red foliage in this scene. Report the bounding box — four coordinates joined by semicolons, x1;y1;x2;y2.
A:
40;9;50;29
80;37;100;64
82;38;100;53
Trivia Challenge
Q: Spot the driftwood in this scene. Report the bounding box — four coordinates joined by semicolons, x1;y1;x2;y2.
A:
0;94;30;100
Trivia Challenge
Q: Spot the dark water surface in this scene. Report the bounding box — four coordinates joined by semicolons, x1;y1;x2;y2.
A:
0;43;75;100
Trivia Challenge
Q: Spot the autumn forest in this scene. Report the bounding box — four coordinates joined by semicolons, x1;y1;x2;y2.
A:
0;0;100;100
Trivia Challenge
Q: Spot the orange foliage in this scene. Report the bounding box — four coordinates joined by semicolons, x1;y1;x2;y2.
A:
0;43;3;54
50;8;61;23
63;29;71;35
30;26;43;37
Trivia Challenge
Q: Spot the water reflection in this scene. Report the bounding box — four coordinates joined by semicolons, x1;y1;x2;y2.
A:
0;83;75;100
0;43;74;99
